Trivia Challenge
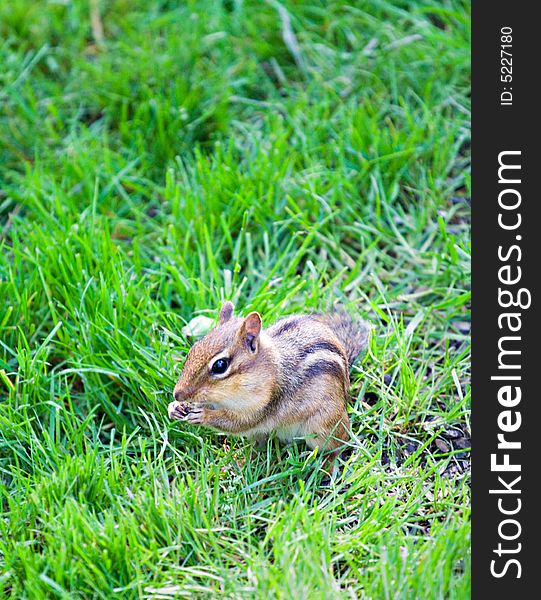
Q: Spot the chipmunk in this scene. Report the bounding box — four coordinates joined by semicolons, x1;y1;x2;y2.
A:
168;302;370;472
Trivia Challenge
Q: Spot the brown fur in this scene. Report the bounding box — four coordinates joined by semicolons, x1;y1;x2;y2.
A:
168;302;370;473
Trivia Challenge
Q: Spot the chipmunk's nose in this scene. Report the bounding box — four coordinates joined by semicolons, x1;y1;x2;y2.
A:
173;384;192;403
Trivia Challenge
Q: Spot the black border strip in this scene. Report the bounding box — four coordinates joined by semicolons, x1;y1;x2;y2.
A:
473;3;538;595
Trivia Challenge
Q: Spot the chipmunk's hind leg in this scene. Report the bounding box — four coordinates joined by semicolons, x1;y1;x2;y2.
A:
306;409;350;478
284;371;351;479
297;374;350;477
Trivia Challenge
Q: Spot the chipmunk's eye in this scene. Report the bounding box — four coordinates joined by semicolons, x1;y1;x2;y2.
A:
210;357;229;375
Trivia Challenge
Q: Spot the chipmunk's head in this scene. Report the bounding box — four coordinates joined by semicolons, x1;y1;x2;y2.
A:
173;302;275;412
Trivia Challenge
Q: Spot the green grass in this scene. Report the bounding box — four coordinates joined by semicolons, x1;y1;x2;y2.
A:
0;0;470;597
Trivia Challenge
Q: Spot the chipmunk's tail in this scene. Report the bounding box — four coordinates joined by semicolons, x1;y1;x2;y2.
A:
323;310;371;368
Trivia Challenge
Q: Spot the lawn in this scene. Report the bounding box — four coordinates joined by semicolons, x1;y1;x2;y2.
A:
0;1;471;598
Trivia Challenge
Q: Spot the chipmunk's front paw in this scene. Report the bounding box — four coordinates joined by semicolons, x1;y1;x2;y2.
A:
185;404;207;425
168;400;190;420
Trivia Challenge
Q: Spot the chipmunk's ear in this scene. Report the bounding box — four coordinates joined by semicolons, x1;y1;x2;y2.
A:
240;312;262;352
218;301;235;325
